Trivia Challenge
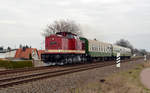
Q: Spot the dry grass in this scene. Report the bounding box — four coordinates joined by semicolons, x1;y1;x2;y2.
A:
0;60;33;69
143;61;150;68
100;75;144;93
100;63;150;93
70;62;150;93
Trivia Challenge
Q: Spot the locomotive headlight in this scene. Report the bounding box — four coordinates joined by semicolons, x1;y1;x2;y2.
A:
52;38;54;40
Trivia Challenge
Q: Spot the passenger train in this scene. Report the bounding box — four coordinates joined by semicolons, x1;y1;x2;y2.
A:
41;32;132;65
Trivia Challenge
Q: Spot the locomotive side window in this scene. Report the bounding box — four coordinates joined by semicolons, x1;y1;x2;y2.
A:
66;34;74;39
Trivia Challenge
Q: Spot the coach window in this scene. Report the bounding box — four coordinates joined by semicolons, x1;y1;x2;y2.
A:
103;47;105;52
107;47;109;52
96;46;97;51
91;46;92;51
108;47;110;52
104;47;105;52
92;47;94;51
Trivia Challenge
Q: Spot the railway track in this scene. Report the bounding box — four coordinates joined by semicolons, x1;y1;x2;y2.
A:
0;57;142;76
0;58;143;89
0;66;58;75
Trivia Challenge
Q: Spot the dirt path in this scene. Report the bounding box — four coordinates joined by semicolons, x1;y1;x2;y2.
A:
140;68;150;89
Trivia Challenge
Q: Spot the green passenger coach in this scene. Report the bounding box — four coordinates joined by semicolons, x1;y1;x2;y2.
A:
88;40;112;57
112;45;132;58
80;37;132;60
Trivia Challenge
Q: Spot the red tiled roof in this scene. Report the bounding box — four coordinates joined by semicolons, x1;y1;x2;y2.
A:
37;50;45;59
15;48;37;59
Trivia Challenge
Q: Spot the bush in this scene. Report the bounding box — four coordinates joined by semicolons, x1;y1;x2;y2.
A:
0;60;33;69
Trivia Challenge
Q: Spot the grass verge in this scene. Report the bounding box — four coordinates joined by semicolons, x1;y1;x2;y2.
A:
0;60;33;69
70;61;150;93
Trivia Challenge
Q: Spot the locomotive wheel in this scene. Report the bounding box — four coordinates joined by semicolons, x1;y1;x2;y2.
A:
58;62;64;66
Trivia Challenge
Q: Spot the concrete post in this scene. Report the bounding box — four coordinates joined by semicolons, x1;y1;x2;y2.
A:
116;53;121;68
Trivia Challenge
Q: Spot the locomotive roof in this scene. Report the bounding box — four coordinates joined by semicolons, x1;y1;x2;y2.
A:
112;44;131;51
56;32;77;36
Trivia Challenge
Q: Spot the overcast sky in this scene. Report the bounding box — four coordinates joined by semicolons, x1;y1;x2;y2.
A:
0;0;150;51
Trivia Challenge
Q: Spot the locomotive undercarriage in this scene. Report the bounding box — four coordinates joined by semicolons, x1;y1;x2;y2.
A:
41;54;87;66
41;54;131;66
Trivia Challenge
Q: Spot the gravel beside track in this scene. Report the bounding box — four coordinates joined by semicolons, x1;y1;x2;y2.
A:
0;61;116;88
0;59;144;93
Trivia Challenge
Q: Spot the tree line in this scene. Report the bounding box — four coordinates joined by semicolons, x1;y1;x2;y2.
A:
115;39;148;56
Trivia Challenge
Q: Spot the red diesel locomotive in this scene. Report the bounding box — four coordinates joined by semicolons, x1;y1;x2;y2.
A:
41;32;86;65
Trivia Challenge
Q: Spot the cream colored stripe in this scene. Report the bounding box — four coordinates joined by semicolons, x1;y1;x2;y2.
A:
47;50;85;53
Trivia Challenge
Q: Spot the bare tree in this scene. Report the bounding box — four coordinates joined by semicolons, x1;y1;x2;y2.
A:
116;39;148;56
133;48;144;56
0;47;3;51
115;39;133;49
42;19;82;37
139;49;147;56
7;46;11;51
